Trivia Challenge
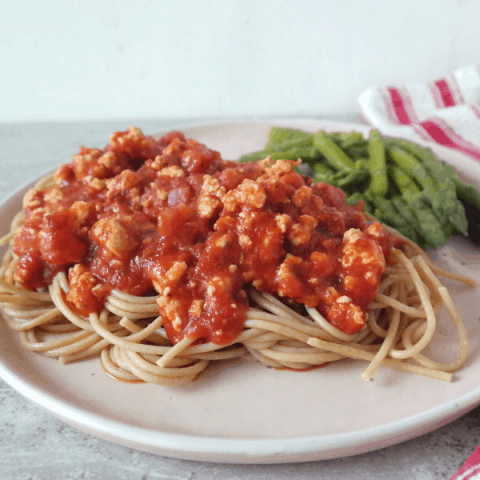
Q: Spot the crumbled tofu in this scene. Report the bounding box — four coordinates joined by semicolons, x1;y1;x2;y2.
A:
157;295;182;328
197;175;226;219
157;294;169;308
84;176;106;190
239;234;252;247
264;159;301;177
343;228;361;242
223;179;266;211
206;276;230;296
154;261;188;293
92;218;138;258
189;300;204;317
172;315;183;332
350;304;365;325
149;183;169;201
23;189;42;209
158;165;185;178
166;261;188;284
106;170;139;197
151;155;167;171
342;228;385;269
276;255;302;282
198;194;223;219
70;201;91;226
110;126;144;143
292;186;313;208
43;187;63;204
257;155;276;169
216;234;231;248
238;211;260;229
288;215;317;245
65;264;99;310
343;275;357;290
163;137;185;157
274;214;292;233
97;151;117;169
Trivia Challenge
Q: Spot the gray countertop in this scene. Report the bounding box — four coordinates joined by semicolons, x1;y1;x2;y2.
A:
0;119;479;480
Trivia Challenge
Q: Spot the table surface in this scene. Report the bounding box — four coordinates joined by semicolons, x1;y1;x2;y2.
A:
0;118;479;480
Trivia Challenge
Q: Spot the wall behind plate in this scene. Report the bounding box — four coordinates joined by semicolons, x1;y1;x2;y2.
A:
1;0;479;122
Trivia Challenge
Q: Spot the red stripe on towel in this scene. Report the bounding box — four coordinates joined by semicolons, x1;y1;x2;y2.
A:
449;445;480;479
434;79;457;107
419;118;480;161
411;124;433;142
430;82;446;109
385;87;417;125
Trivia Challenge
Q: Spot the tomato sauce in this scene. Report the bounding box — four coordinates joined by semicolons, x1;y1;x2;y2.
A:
13;127;400;344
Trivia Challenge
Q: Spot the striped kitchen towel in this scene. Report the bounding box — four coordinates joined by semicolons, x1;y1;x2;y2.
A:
449;444;480;480
358;65;480;161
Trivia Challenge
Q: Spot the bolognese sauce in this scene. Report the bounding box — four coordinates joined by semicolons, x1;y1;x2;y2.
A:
12;127;401;346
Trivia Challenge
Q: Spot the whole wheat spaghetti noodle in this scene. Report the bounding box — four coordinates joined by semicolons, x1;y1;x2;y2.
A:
0;127;475;385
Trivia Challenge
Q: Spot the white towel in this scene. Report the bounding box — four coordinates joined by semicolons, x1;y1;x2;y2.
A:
358;65;480;162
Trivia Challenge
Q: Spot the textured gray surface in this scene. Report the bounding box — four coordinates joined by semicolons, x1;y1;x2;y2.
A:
0;119;479;479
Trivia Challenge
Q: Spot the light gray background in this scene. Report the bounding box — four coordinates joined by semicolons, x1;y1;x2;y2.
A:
2;0;480;122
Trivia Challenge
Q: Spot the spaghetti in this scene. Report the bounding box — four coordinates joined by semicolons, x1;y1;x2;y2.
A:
0;127;475;385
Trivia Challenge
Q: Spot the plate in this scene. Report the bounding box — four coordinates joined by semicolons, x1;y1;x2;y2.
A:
1;119;480;464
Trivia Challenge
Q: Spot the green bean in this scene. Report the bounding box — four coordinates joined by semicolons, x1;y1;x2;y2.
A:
268;128;314;145
283;145;318;161
239;145;317;163
389;163;444;229
313;131;356;172
327;131;366;149
339;132;365;149
344;145;369;158
367;129;388;197
313;169;336;184
387;139;468;234
266;135;314;152
390;165;421;203
388;166;446;248
336;168;369;190
411;196;447;249
312;162;332;176
391;196;419;227
376;199;422;246
387;141;467;243
325;132;345;143
386;145;437;192
390;197;423;247
239;151;270;162
240;128;318;163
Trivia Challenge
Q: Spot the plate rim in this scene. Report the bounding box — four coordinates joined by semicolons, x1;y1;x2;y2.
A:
1;117;480;463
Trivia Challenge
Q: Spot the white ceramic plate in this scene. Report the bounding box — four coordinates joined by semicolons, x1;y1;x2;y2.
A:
1;119;480;464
